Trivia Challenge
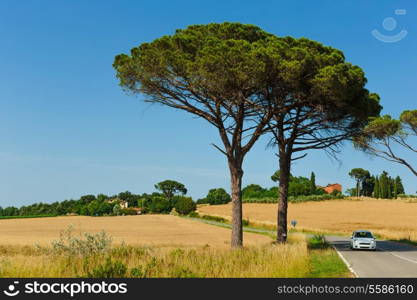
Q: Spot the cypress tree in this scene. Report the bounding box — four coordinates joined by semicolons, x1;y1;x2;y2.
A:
379;173;384;198
374;176;380;198
395;176;405;195
309;172;316;195
380;176;385;198
362;174;375;196
380;171;389;199
387;179;392;199
380;171;391;199
393;180;398;199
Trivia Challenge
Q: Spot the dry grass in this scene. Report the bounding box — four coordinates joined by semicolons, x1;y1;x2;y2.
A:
0;216;348;278
0;233;309;278
0;215;270;247
198;197;417;241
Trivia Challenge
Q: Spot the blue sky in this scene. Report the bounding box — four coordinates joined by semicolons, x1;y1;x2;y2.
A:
1;0;416;206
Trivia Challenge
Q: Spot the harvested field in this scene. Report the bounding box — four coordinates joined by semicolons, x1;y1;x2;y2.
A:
197;198;417;241
0;215;271;247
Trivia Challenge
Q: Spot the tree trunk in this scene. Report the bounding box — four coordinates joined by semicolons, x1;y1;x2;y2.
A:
277;150;291;243
229;161;243;248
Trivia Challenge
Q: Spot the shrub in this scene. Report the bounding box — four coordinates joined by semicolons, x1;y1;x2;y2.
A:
86;257;127;278
188;211;199;218
205;188;231;205
307;235;328;250
330;189;341;197
52;225;112;256
196;198;208;204
174;197;196;215
242;184;268;199
148;196;172;214
112;204;121;216
86;200;113;216
130;266;145;278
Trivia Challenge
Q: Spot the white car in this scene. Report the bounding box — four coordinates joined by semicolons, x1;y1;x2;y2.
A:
350;230;377;250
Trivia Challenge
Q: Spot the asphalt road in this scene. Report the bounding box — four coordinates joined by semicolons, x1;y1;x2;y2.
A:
326;236;417;277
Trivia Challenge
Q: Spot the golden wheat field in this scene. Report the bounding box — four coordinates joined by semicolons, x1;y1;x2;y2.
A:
197;198;417;241
0;215;271;247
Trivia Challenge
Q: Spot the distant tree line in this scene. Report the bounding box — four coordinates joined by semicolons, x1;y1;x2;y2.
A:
0;194;115;218
347;168;405;199
197;171;338;205
196;188;231;205
237;171;335;200
2;170;332;217
0;180;196;218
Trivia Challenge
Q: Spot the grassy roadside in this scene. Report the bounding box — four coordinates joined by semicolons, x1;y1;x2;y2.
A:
307;235;351;278
388;238;417;248
186;214;352;278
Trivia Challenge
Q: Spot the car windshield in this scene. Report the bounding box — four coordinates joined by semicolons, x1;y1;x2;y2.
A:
354;232;373;238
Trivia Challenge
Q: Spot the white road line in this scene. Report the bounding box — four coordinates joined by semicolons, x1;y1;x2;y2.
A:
331;245;358;278
378;246;417;264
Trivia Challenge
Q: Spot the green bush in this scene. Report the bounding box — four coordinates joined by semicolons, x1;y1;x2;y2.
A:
112;204;121;216
330;189;341;197
196;198;208;204
307;235;329;250
188;211;199;218
205;188;231;205
174;196;196;215
52;225;113;256
86;200;113;216
130;266;145;278
242;184;270;199
148;196;172;214
86;257;127;278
